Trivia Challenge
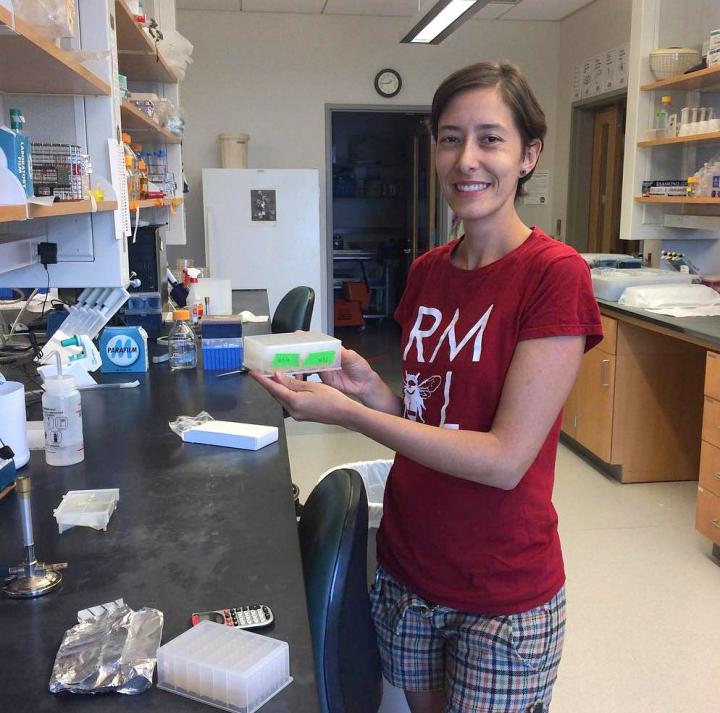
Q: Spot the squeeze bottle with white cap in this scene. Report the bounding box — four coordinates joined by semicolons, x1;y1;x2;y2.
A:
42;372;84;466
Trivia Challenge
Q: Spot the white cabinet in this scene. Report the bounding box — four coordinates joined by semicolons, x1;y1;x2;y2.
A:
0;0;186;288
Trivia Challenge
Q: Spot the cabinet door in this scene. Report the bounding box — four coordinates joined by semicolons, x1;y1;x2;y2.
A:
576;348;615;462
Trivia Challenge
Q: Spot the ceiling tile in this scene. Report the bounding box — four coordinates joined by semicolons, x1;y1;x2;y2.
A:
177;0;240;10
473;3;517;20
500;0;595;21
324;0;419;17
242;0;326;11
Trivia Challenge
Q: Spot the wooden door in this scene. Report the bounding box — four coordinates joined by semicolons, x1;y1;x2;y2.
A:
575;347;615;462
588;103;625;254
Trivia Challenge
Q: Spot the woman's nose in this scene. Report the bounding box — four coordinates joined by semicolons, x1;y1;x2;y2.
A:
457;140;479;173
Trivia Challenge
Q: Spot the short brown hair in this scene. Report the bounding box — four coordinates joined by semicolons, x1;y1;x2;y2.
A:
431;61;546;198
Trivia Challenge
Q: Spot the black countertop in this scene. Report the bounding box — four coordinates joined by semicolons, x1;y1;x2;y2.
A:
598;298;720;350
0;364;320;711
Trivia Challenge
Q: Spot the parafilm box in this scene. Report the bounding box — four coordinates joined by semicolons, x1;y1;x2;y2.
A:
243;331;341;375
99;326;149;373
642;180;688;197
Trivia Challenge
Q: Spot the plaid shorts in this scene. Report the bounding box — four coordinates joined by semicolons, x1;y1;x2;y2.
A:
369;567;566;713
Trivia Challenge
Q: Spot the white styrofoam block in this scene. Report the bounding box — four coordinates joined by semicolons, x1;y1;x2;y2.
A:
182;421;278;451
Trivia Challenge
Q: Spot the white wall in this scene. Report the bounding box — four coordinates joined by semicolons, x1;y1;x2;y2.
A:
173;10;560;267
552;0;632;243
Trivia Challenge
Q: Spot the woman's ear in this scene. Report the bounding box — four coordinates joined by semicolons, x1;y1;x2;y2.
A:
521;139;543;175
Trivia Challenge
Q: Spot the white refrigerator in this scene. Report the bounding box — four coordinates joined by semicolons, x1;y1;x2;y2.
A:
202;169;325;331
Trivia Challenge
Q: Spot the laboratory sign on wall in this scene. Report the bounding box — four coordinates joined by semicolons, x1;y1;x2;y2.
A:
572;44;629;102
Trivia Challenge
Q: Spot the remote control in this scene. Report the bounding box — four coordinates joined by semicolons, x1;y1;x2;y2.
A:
191;605;274;630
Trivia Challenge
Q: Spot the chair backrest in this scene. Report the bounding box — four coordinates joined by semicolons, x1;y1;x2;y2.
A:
271;286;315;334
298;469;382;713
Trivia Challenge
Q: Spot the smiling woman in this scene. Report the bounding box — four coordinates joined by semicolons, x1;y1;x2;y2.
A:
252;61;603;713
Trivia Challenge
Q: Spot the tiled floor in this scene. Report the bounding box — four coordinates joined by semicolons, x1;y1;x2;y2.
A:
285;324;720;713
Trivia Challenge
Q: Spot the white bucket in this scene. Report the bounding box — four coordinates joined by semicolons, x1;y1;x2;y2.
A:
218;133;250;168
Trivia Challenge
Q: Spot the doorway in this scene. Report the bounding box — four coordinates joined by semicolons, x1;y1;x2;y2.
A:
566;92;637;255
326;107;447;333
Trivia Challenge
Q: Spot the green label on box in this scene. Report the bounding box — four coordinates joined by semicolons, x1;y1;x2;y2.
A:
303;351;336;367
272;352;300;368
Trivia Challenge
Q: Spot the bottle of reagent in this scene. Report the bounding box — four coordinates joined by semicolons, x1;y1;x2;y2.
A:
42;374;84;466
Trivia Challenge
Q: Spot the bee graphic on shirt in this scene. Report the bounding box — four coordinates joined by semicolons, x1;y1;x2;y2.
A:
402;372;442;423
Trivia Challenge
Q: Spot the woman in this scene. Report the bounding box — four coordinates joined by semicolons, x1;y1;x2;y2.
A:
252;62;603;713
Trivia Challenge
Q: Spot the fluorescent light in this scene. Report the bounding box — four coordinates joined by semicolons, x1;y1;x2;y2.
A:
402;0;488;45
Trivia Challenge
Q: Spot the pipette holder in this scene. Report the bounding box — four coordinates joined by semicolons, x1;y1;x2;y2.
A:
2;476;67;599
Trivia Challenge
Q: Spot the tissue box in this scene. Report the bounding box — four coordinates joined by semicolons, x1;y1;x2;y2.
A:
99;326;149;373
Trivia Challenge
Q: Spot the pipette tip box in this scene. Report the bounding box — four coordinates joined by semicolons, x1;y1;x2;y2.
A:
157;620;292;713
243;331;341;375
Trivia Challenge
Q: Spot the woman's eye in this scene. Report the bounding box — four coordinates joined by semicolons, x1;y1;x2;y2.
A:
482;135;501;144
439;135;459;144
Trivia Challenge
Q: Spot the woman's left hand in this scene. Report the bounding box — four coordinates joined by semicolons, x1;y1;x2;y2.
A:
250;370;359;426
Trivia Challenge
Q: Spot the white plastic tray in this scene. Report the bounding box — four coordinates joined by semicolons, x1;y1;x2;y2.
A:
157;621;292;713
53;489;119;534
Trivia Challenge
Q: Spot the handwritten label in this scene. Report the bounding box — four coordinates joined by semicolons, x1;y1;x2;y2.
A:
303;351;337;367
272;352;300;368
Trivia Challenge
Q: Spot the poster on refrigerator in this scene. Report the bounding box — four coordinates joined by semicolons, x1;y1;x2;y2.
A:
251;189;277;223
522;169;550;205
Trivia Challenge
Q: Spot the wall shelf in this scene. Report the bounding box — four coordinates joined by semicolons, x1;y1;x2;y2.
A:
130;197;182;209
121;100;182;144
0;199;118;224
635;196;720;204
115;1;178;83
637;131;720;148
0;6;110;96
641;65;720;93
0;204;27;222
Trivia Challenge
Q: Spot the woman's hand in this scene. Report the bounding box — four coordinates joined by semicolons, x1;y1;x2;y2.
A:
319;347;376;399
250;369;360;426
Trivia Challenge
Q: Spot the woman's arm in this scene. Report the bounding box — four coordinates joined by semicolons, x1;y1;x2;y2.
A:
252;334;585;490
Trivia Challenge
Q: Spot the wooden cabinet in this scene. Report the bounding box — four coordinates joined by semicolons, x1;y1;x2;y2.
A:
562;314;706;482
696;353;720;545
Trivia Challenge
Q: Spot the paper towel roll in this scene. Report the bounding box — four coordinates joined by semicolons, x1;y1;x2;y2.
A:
0;381;30;468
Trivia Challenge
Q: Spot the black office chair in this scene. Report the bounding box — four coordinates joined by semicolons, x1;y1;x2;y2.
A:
298;468;382;713
271;286;315;333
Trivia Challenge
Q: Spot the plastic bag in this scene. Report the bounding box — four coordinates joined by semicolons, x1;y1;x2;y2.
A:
156;29;194;80
49;601;163;695
318;460;393;529
12;0;75;38
169;410;214;437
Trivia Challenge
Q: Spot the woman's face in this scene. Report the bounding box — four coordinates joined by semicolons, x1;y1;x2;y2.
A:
435;86;540;227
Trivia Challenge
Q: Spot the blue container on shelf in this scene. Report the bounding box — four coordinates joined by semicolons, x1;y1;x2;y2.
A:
201;338;244;371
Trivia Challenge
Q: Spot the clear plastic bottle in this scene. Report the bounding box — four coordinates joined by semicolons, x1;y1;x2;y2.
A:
655;95;673;132
122;132;139;201
42;373;84;466
137;158;148;198
168;309;197;370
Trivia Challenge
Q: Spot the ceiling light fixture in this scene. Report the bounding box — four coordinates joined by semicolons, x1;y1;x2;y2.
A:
401;0;490;44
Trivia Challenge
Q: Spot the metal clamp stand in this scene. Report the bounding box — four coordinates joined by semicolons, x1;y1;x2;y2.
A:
2;476;67;599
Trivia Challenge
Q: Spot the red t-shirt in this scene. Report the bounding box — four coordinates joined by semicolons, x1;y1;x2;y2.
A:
377;227;603;615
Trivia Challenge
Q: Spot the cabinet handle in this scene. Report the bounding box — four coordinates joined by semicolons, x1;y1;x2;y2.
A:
712;519;720;529
600;359;610;387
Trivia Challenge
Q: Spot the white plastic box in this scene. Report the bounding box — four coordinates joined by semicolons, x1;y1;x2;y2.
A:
243;331;341;375
53;489;119;534
157;621;292;713
591;268;696;301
